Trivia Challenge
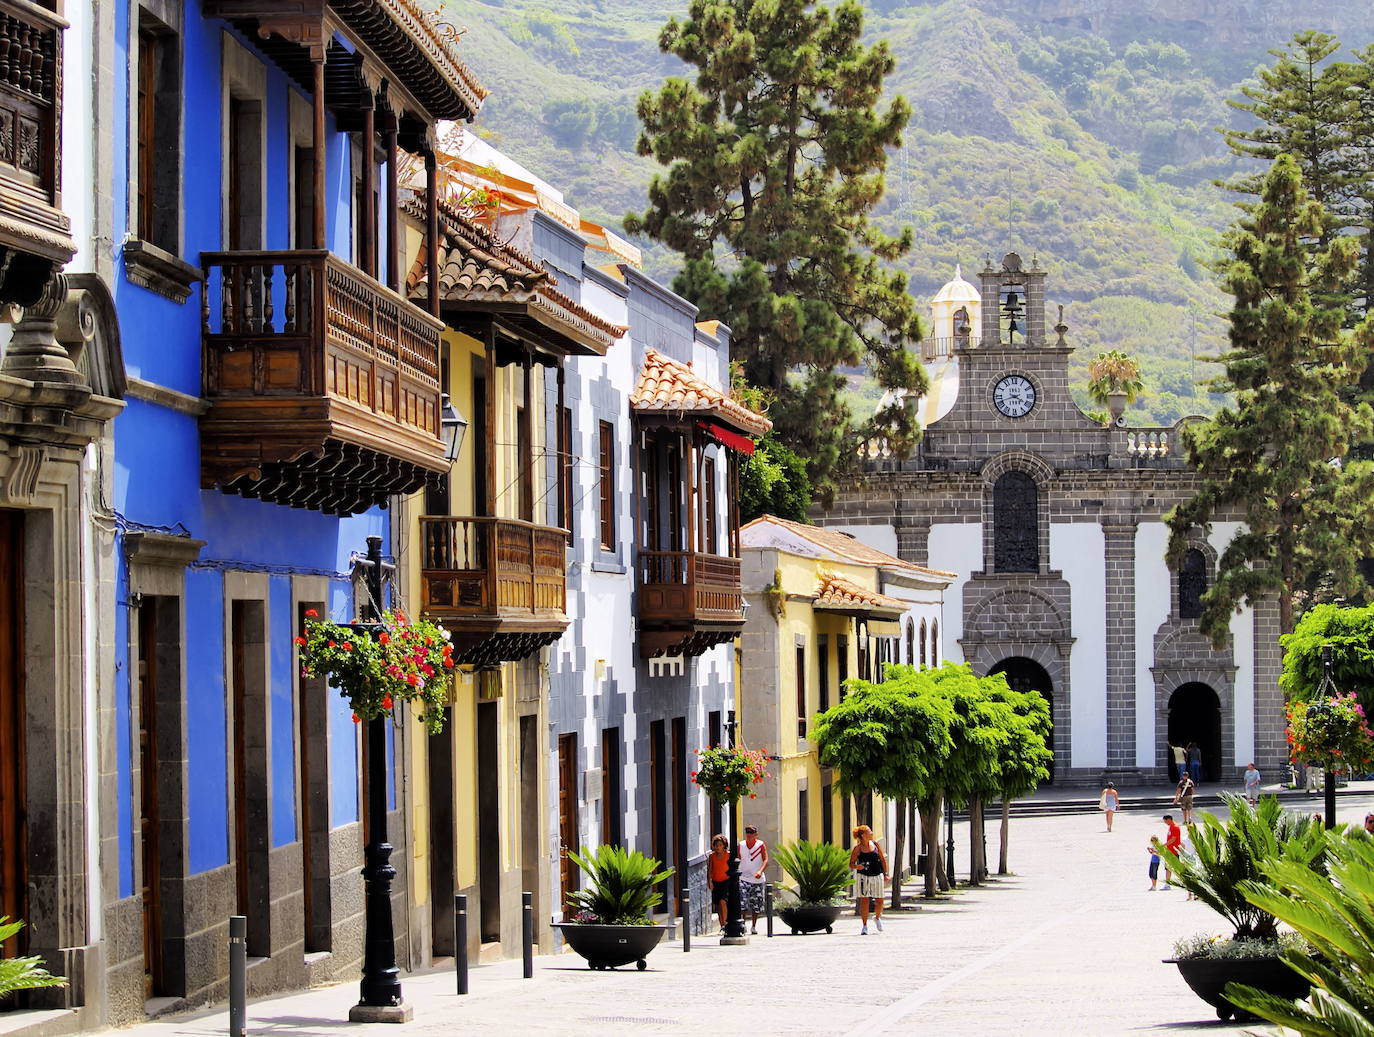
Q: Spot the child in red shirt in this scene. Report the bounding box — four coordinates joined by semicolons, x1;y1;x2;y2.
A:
1159;814;1183;886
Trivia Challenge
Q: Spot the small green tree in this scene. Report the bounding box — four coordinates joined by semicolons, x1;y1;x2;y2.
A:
1279;604;1374;715
740;434;813;523
1165;154;1374;642
809;664;953;901
983;677;1053;875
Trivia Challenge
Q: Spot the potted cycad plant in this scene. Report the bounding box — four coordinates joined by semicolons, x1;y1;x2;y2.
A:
772;840;851;935
553;845;674;971
0;918;66;1003
1157;794;1324;1021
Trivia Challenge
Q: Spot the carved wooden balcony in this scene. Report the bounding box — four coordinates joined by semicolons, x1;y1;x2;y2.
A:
0;0;74;308
200;249;447;515
420;516;570;666
637;550;744;658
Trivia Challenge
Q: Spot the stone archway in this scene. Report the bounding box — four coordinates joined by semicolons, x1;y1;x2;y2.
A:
989;657;1055;783
1168;682;1223;782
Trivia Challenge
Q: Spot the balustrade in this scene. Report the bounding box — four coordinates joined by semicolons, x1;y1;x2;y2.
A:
0;0;62;201
421;516;568;621
637;549;743;624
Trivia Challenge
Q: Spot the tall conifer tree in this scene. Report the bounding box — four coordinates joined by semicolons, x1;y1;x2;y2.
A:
1167;154;1374;642
625;0;925;496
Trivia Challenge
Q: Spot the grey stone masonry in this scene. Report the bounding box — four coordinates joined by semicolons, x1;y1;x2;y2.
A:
1102;521;1137;777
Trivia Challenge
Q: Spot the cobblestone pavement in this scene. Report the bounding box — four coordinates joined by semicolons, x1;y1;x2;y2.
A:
114;788;1374;1037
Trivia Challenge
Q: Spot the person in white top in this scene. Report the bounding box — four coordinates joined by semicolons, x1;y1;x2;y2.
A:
738;825;769;935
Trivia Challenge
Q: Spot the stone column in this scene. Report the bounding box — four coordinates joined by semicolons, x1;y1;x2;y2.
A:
1251;595;1287;777
893;514;931;568
1102;521;1138;777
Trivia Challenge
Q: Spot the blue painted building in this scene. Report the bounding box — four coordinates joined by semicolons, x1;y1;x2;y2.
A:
74;0;485;1024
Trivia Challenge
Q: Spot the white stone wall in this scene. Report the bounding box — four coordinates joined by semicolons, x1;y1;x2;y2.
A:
1052;523;1107;768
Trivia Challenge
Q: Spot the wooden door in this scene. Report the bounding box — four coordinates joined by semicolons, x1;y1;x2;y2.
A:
0;511;25;960
476;702;500;943
557;734;578;908
670;718;685;913
137;600;162;996
231;604;248;920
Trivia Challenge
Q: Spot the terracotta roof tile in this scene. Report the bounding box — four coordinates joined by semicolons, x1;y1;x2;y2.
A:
630;349;772;437
741;515;957;580
814;572;907;613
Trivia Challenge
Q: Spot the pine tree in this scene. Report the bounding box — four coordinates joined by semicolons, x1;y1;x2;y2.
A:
625;0;925;497
1166;154;1374;643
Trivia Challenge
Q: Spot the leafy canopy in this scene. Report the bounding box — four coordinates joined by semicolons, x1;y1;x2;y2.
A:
1165;153;1374;642
626;0;926;498
1086;349;1144;406
1279;604;1374;715
740;433;813;523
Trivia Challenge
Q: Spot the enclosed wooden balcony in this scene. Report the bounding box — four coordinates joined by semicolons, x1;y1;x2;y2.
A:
0;0;74;308
199;249;448;515
420;516;570;667
637;550;744;658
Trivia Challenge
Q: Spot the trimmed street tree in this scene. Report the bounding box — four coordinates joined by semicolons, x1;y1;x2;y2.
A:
1279;603;1374;715
809;663;953;902
626;0;926;498
1165;153;1374;642
982;676;1053;875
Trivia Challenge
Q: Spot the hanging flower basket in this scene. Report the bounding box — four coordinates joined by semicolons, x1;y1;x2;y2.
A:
298;608;455;733
1284;692;1374;774
690;745;770;805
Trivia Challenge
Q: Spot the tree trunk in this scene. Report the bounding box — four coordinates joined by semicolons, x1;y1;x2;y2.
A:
891;798;905;909
968;797;987;885
908;801;918;874
998;797;1011;875
919;799;940;898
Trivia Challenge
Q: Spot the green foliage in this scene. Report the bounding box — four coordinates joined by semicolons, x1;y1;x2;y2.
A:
1172;931;1306;961
299;609;455;733
1086;349;1145;405
564;844;674;924
771;840;852;906
1284;694;1374;773
1280;605;1374;714
740;434;813;523
1152;794;1327;942
690;745;770;805
1165;154;1374;642
809;663;955;804
982;675;1053;800
0;918;66;1000
1226;831;1374;1035
626;0;926;497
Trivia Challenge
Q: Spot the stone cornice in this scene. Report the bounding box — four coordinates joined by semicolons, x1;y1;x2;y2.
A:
126;376;211;416
124;531;207;570
124;239;201;304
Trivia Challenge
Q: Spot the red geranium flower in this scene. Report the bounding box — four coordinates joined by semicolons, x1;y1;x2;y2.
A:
305;608;318;618
378;632;390;645
351;713;361;724
294;636;306;646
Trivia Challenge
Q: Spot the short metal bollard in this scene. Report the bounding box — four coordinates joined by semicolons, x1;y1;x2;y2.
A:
454;894;468;996
680;892;691;953
765;883;774;937
521;892;534;979
228;915;247;1037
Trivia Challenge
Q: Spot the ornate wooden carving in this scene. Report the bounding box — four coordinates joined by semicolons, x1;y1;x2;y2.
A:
1179;547;1207;620
993;470;1039;573
636;549;744;658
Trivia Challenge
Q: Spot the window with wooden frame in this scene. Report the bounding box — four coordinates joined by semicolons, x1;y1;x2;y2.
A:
795;639;807;738
561;406;574;536
597;420;615;550
837;634;849;701
817;634;830;713
136;11;180;252
702;457;718;554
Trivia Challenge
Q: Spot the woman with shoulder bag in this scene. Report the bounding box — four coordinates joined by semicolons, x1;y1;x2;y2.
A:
848;825;888;935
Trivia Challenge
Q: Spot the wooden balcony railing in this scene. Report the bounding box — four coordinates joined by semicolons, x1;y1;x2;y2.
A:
0;0;60;204
420;516;570;664
199;250;447;514
637;550;744;627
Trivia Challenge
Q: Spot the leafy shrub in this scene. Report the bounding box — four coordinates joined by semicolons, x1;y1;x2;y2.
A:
772;840;852;906
1172;931;1305;960
1154;794;1327;942
564;845;673;925
1227;831;1374;1035
0;918;66;1000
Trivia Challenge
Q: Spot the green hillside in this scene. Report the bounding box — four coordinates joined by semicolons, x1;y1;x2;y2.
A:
444;0;1374;427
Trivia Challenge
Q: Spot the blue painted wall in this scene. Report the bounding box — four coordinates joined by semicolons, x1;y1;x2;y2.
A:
111;1;391;890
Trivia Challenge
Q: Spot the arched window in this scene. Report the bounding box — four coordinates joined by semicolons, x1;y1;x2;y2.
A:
919;619;928;667
993;471;1039;573
1179;548;1207;620
931;619;939;666
905;618;915;665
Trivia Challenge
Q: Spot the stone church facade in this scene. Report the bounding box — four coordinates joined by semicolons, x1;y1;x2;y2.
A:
818;254;1287;786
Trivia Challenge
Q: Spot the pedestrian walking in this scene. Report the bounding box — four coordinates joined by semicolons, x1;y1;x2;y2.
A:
1186;742;1201;783
1305;761;1322;794
1159;814;1183;886
738;825;769;935
709;834;730;933
1099;781;1121;832
1146;841;1161;890
1243;762;1261;805
1172;773;1195;824
848;825;888;935
1170;743;1187;781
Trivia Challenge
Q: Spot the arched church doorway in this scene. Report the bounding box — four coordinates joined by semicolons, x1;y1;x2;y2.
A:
988;657;1054;783
1168;683;1223;782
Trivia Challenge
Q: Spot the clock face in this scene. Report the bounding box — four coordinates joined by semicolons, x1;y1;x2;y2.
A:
993;375;1036;418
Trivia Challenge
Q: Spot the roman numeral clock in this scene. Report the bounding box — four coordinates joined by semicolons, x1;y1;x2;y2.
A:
993;374;1036;417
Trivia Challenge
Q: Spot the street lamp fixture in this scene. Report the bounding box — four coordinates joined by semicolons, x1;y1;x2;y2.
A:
439;392;468;462
721;710;748;943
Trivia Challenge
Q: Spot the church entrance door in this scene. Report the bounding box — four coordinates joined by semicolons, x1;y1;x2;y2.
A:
988;657;1054;783
1168;683;1223;782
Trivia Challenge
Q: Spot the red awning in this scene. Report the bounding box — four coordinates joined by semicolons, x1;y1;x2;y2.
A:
698;420;756;455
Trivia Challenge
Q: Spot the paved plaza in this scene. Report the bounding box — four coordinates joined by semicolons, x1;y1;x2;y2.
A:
110;786;1374;1037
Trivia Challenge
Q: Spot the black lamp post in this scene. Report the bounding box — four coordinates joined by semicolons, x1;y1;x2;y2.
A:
944;796;956;883
1315;645;1339;831
349;534;409;1022
721;710;747;942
